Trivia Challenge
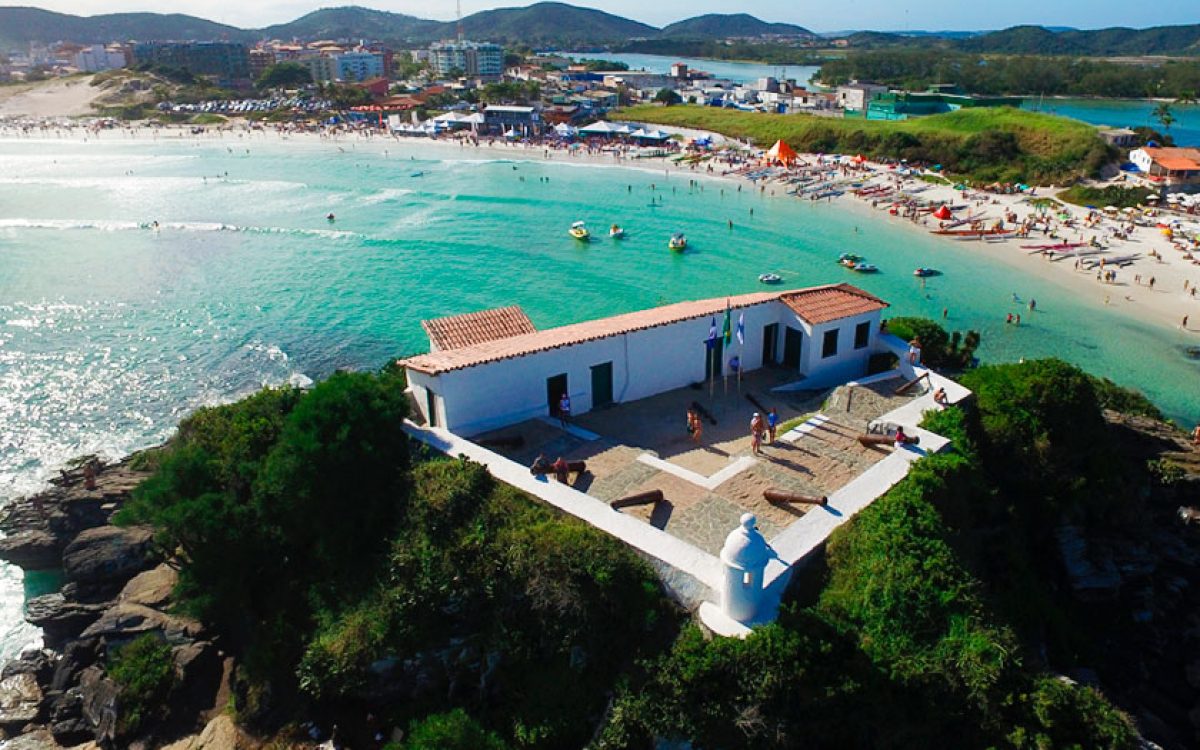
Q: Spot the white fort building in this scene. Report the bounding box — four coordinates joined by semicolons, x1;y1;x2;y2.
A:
403;284;888;435
399;284;969;637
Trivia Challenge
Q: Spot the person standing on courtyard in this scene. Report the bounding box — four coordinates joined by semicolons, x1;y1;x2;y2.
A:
767;408;779;444
558;392;571;429
750;412;765;455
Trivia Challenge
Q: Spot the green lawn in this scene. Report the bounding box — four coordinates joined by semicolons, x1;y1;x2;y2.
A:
617;105;1112;185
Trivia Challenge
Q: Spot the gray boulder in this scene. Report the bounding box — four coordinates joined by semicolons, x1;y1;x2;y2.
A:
62;526;158;587
0;672;44;730
80;603;203;645
25;594;111;649
78;666;119;744
118;564;178;609
0;530;63;570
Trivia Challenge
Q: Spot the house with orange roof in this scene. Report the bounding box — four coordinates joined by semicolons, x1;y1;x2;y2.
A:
1130;146;1200;185
399;284;889;435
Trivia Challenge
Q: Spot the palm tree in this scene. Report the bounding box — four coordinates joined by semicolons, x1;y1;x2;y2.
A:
1152;102;1176;134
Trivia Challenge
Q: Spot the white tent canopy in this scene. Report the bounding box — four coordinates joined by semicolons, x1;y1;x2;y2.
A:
579;120;622;134
553;122;578;135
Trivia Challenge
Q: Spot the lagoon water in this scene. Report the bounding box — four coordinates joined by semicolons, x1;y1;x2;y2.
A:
1027;98;1200;147
0;133;1198;660
564;52;820;86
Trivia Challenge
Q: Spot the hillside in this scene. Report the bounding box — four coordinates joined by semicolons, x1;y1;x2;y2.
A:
659;14;812;39
961;23;1200;55
456;2;655;45
618;104;1110;184
258;6;442;43
0;6;247;47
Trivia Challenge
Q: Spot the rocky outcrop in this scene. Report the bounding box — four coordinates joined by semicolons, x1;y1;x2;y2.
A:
0;456;233;748
0;458;150;573
62;527;157;589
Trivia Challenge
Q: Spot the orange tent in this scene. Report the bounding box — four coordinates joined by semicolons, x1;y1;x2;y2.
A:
933;205;952;221
766;139;798;166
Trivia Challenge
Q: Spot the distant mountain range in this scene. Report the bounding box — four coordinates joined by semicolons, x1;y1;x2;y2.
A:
0;3;1198;57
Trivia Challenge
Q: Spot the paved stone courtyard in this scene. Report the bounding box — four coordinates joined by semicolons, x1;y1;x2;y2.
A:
474;369;920;555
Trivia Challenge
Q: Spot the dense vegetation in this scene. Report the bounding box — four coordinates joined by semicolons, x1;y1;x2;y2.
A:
255;62;312;90
116;326;1175;748
116;369;672;748
817;49;1200;99
1057;184;1158;210
620;104;1112;184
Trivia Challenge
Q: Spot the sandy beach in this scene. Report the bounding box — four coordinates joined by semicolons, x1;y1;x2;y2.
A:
0;75;104;118
3;117;1199;339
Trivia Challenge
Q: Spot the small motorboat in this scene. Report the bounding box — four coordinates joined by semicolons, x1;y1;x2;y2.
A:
569;221;590;241
838;252;862;267
609;224;625;239
913;267;940;277
758;273;783;284
668;233;687;251
852;262;878;273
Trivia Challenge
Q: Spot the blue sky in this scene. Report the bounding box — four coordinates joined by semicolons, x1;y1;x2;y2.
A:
17;0;1200;31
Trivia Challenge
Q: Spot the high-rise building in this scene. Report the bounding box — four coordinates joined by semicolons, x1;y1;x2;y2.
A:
132;42;250;87
74;45;127;73
429;40;502;79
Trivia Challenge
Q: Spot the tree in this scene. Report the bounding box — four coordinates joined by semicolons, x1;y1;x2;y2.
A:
1152;101;1175;133
654;87;682;106
395;710;509;750
256;62;312;90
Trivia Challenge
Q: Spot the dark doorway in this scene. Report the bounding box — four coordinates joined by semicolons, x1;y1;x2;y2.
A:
591;362;614;408
782;326;803;369
425;389;439;427
704;338;724;381
546;373;568;417
761;323;779;366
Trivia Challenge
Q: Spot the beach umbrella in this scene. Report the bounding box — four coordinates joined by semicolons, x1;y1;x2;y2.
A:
932;205;953;221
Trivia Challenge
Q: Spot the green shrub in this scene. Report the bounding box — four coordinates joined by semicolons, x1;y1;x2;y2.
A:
116;371;411;687
886;317;980;370
395;709;509;750
108;634;176;736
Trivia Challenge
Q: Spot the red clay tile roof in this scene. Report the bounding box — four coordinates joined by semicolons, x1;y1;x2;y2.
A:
780;284;888;325
422;305;536;351
402;284;886;375
1157;157;1200;171
1144;147;1200;171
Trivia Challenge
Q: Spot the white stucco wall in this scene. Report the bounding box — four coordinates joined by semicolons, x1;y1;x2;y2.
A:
798;311;880;389
407;302;882;435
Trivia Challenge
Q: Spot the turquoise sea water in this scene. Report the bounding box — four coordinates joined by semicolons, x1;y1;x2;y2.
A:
0;132;1198;660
